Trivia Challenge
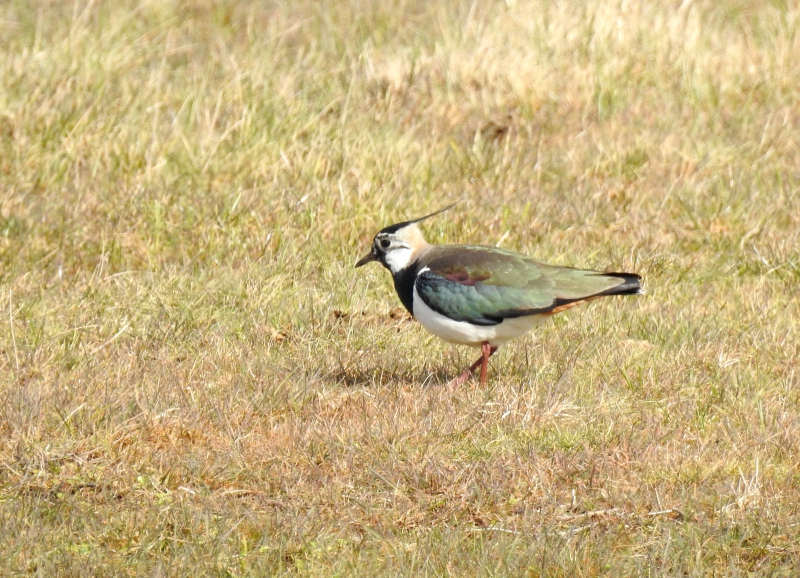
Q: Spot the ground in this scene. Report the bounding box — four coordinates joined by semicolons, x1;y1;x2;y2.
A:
1;0;799;575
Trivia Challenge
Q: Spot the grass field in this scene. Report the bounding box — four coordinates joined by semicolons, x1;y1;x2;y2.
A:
2;0;800;575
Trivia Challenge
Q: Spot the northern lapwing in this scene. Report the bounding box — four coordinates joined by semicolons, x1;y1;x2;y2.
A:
355;205;643;387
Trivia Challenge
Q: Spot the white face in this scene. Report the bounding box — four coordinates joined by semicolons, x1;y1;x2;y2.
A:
373;229;415;274
383;245;413;273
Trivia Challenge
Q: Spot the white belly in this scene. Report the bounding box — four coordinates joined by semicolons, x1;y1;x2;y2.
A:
412;286;546;347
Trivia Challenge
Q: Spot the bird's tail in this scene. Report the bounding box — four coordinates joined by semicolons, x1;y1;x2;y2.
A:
599;273;644;296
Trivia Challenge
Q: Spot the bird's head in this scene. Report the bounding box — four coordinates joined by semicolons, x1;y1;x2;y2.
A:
355;203;458;274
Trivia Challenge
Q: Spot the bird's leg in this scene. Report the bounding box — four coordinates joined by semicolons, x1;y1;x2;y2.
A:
478;341;497;384
446;342;498;389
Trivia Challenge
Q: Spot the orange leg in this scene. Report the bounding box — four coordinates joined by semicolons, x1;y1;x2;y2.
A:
446;341;498;389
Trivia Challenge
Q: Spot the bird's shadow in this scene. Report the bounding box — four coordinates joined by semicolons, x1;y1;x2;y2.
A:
323;365;453;389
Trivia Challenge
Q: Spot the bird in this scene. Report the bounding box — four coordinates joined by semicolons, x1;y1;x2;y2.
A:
355;204;643;387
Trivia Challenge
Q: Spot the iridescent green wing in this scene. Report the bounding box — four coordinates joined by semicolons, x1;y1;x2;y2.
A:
415;245;640;326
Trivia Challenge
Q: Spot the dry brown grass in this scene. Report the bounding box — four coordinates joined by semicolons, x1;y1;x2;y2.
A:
1;0;800;575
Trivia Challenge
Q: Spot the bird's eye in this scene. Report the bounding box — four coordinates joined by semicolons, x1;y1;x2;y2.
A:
379;239;391;249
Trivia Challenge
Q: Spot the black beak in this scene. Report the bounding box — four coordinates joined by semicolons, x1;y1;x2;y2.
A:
355;251;377;268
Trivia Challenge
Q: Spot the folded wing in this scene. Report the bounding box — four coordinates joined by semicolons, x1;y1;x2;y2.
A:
415;246;641;326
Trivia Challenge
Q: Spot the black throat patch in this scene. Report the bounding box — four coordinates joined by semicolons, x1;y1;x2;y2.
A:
391;261;421;316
